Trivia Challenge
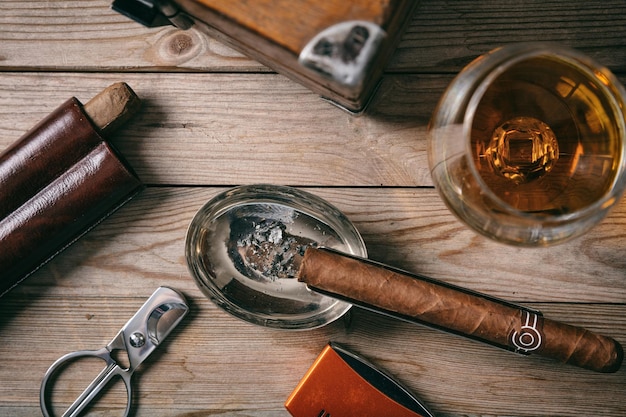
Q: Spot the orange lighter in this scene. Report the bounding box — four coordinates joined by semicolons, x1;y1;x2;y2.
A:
285;342;435;417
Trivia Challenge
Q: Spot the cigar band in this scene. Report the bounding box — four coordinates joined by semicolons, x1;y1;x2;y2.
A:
510;311;544;353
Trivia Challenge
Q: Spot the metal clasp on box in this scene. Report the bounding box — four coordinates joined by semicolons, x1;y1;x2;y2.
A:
299;21;386;92
112;0;193;29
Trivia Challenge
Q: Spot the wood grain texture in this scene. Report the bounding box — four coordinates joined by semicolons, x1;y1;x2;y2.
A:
0;72;436;187
2;187;622;303
0;1;625;416
1;293;624;417
0;1;261;72
394;0;626;73
1;1;624;73
1;72;623;187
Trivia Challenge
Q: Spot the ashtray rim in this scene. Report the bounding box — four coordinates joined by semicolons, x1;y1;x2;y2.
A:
185;184;367;330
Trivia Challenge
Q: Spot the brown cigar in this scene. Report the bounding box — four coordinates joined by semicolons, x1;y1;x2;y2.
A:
297;247;623;373
83;82;141;134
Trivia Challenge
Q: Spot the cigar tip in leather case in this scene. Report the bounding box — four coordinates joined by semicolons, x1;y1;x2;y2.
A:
0;83;144;297
84;82;141;134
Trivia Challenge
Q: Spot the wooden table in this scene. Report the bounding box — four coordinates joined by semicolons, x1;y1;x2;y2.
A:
1;1;625;416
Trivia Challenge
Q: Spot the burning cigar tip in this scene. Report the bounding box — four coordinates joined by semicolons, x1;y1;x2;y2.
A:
83;82;141;134
295;246;314;282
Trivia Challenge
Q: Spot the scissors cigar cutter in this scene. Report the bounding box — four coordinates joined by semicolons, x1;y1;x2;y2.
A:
40;287;189;417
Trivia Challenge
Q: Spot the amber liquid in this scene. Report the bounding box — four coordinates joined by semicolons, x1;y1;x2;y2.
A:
469;57;622;214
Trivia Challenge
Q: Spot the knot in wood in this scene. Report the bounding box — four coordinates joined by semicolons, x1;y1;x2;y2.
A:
148;28;205;66
169;33;194;56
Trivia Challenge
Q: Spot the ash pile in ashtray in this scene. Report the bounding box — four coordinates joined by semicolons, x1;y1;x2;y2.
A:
230;218;316;281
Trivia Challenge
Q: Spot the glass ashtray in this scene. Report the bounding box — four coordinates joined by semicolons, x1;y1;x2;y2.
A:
185;184;367;330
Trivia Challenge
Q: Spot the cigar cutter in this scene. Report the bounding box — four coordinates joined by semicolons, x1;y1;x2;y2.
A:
285;342;435;417
40;287;189;417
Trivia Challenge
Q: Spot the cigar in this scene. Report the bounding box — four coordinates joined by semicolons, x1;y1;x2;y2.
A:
297;247;623;373
0;83;143;296
83;82;141;134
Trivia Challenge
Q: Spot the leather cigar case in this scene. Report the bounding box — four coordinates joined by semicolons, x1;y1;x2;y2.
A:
0;97;143;296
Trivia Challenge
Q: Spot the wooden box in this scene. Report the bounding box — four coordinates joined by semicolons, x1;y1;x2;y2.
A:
114;0;418;113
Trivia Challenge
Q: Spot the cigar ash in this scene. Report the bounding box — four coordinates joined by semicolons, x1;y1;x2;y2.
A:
229;217;318;281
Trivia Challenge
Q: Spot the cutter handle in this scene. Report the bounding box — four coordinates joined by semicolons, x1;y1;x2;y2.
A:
40;349;133;417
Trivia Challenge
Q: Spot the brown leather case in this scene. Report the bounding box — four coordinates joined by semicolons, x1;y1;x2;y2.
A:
167;0;417;113
0;98;144;296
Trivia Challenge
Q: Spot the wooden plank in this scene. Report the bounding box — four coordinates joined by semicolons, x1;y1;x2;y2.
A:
394;0;626;73
1;293;624;416
2;71;625;187
2;1;624;74
0;72;437;187
0;0;263;72
6;187;626;303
